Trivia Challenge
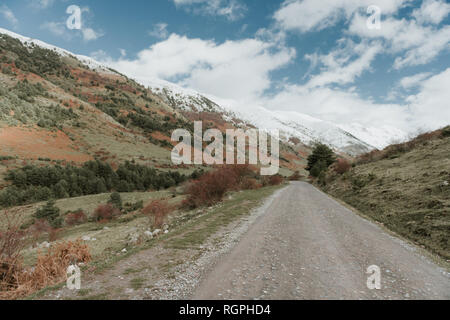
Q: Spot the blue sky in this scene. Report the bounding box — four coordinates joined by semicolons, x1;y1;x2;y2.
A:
0;0;449;135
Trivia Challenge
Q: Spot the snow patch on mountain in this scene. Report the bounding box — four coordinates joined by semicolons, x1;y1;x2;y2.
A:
0;27;404;154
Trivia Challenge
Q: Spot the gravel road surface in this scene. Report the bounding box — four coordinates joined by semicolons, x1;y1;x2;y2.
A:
192;182;450;300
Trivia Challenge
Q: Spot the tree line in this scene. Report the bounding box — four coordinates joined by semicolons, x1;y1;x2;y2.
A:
0;160;190;207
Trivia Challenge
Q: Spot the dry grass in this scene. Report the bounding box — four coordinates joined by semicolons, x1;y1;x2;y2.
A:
142;200;172;229
0;239;91;300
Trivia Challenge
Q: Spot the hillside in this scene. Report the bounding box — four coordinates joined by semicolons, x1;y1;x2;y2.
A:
0;29;308;189
318;127;450;260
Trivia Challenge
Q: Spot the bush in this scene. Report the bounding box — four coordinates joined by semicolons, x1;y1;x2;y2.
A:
182;166;239;209
334;158;352;174
142;200;171;229
65;210;87;226
289;171;302;181
93;204;120;222
268;175;284;186
108;192;122;209
442;126;450;137
240;177;261;190
34;200;62;228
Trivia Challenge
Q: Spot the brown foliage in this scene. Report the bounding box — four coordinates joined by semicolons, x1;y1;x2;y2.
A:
0;211;27;293
334;158;352;174
240;177;262;190
267;175;284;186
289;171;302;181
93;204;120;222
142;200;172;229
65;210;87;226
182;166;242;209
0;239;91;300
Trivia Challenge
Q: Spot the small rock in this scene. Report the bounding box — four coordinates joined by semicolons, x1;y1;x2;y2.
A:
121;248;127;253
82;235;91;241
39;241;50;248
164;230;169;234
153;229;162;236
144;230;153;239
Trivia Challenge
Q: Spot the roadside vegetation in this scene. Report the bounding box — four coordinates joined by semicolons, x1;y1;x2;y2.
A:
0;164;285;299
309;126;450;260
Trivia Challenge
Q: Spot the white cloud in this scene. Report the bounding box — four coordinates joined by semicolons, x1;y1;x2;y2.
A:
148;23;169;39
172;0;247;21
348;13;450;69
81;27;103;41
100;34;295;101
0;5;19;28
305;40;382;88
274;0;411;33
40;21;66;36
29;0;56;9
412;0;450;24
406;68;450;130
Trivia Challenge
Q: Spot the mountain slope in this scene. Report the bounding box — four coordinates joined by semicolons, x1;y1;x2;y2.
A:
0;27;401;156
0;28;308;186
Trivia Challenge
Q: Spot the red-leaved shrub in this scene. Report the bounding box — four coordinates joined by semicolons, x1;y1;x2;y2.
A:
142;200;171;229
240;177;261;190
93;204;120;222
65;211;87;226
334;158;352;174
268;175;284;186
182;166;241;209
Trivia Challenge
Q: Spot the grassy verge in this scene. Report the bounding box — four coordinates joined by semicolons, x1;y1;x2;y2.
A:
25;184;284;300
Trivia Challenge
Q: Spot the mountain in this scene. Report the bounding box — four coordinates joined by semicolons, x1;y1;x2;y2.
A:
120;69;406;155
0;28;308;181
0;27;405;161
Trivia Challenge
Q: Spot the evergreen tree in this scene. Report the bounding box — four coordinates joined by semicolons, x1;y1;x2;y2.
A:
34;200;62;228
307;143;336;177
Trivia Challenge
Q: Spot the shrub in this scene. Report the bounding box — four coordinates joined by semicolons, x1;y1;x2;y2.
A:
34;200;62;228
268;175;284;186
108;192;122;209
442;126;450;137
289;171;302;181
182;166;239;209
240;177;261;190
127;200;144;212
334;158;352;174
93;204;120;222
142;200;171;229
65;210;87;226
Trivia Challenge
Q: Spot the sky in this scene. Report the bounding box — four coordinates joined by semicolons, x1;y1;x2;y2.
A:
0;0;449;136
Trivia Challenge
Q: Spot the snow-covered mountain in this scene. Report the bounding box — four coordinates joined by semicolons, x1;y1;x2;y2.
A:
0;27;406;155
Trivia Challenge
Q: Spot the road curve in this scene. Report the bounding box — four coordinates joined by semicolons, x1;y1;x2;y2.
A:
192;182;450;300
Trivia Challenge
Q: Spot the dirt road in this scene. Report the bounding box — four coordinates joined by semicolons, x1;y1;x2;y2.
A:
192;182;450;300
